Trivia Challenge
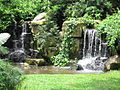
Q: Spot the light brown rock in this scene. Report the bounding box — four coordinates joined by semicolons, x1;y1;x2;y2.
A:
33;12;47;21
25;58;46;66
31;12;47;34
105;55;120;71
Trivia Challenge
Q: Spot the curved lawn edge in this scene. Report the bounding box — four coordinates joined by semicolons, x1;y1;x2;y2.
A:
18;71;120;90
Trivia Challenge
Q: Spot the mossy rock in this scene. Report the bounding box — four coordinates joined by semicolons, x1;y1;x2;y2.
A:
62;21;84;38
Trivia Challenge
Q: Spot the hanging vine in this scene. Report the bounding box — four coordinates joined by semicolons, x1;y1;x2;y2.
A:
51;21;79;66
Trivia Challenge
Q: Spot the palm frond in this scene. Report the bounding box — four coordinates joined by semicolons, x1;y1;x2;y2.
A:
0;33;11;46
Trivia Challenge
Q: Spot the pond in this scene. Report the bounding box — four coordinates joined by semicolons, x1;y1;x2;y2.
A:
13;63;104;74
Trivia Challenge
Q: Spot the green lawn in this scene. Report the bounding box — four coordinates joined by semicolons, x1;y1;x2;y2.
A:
19;71;120;90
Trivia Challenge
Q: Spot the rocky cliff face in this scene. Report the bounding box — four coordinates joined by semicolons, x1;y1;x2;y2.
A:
31;13;85;59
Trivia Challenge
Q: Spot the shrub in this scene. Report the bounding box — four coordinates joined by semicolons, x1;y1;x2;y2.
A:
0;59;23;90
96;11;120;53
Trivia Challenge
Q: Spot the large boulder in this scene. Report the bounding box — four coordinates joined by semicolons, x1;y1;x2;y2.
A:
104;55;120;71
31;12;47;34
33;12;47;21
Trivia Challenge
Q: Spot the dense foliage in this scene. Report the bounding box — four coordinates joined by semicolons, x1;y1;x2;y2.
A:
96;11;120;54
64;0;113;20
0;59;23;90
0;0;50;32
0;0;115;32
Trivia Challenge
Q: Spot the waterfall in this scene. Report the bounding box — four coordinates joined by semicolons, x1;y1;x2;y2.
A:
83;29;99;58
8;21;31;62
77;29;108;71
8;21;43;62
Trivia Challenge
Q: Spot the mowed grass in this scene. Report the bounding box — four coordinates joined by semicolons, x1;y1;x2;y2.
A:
19;71;120;90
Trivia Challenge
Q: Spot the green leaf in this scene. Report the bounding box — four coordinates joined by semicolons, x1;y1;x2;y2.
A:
0;46;9;55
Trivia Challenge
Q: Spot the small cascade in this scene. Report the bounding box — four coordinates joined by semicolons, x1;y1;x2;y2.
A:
20;21;31;51
9;21;31;62
77;29;108;71
21;22;27;51
101;43;107;57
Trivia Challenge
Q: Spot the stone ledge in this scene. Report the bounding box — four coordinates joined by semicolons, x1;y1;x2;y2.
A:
25;58;47;66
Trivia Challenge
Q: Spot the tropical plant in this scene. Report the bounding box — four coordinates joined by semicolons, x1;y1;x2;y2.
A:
0;59;23;90
0;33;10;55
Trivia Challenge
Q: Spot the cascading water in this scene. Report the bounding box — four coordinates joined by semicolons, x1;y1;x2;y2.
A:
83;29;99;57
20;21;31;51
9;21;42;62
9;21;31;62
77;29;108;71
